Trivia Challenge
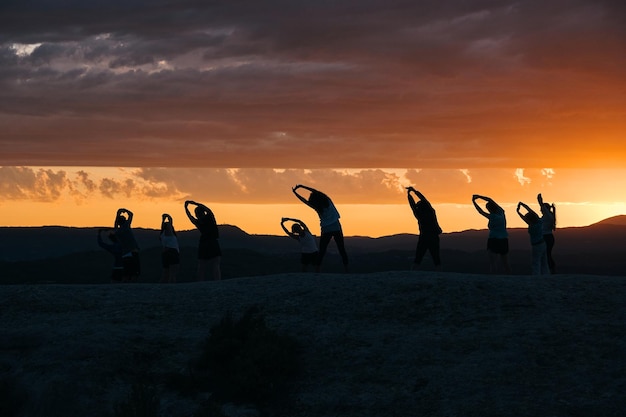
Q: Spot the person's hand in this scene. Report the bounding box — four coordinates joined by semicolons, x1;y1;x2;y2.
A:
472;194;479;199
281;217;287;222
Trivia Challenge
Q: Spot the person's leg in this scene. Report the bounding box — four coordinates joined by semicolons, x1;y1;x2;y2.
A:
488;251;498;274
316;233;332;272
544;234;556;273
428;235;442;271
499;254;511;274
169;264;179;282
531;244;541;275
196;259;208;281
160;252;168;283
209;256;221;280
332;231;349;271
412;236;428;270
540;245;550;275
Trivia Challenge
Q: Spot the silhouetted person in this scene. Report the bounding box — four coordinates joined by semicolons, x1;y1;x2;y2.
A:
406;186;442;270
185;200;221;281
292;184;349;272
113;208;140;282
538;193;557;273
472;195;511;274
281;217;319;272
97;228;124;283
160;213;180;283
517;201;550;275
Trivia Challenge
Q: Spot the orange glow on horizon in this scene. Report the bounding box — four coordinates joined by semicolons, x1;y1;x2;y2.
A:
1;200;624;237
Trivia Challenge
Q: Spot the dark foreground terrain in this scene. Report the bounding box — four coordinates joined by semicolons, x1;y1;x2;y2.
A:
1;272;625;417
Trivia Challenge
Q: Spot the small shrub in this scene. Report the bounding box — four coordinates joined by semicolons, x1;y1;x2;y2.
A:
193;306;301;405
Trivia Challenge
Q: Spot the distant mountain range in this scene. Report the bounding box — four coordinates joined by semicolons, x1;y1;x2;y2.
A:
1;215;624;283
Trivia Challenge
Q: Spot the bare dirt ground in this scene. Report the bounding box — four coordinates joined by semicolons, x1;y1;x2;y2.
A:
1;272;626;417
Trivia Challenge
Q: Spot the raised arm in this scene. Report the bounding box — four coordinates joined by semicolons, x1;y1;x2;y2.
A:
517;201;536;223
537;193;544;207
472;195;489;218
161;213;173;231
292;185;313;207
125;209;134;225
280;218;296;238
406;186;428;208
184;200;198;225
296;219;309;233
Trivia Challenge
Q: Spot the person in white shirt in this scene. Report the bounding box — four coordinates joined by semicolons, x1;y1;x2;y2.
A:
281;217;319;272
292;184;349;272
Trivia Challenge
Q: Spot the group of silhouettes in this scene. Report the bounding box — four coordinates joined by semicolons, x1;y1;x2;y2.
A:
98;184;557;283
98;201;221;283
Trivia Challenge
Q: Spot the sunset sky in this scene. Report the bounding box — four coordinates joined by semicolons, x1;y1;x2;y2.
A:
1;1;624;236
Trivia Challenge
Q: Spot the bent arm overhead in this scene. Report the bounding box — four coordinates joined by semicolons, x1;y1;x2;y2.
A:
184;201;198;225
292;185;313;207
472;195;489;218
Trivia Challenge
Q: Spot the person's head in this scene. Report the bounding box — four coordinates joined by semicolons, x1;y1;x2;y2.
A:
194;206;205;219
485;201;498;214
291;223;304;235
116;215;127;226
524;211;540;224
308;190;329;212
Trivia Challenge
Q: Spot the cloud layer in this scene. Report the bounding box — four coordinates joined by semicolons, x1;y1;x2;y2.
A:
1;1;624;167
3;166;622;206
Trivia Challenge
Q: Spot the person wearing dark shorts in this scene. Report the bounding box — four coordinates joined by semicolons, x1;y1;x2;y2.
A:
281;217;319;272
472;195;512;274
406;186;443;271
160;213;180;283
185;200;221;280
487;237;509;255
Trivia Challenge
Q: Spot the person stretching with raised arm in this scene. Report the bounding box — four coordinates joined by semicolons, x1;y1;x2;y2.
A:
281;217;319;272
472;195;511;274
406;186;443;271
159;213;180;283
537;193;557;273
517;201;550;275
292;184;349;272
185;200;221;281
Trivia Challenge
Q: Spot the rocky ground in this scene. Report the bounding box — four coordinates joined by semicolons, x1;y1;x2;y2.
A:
1;271;625;416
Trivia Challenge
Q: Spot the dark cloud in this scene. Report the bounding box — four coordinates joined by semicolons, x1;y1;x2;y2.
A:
0;1;624;167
